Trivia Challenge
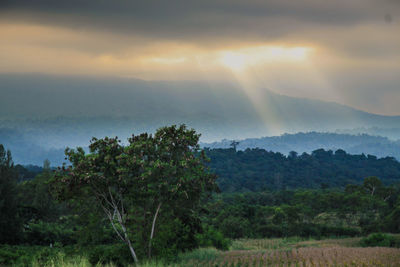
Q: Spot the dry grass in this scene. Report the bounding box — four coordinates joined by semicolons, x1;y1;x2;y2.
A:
175;247;400;267
29;237;400;266
230;237;361;251
170;237;400;267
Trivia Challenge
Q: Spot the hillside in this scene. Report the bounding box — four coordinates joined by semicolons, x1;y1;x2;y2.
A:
2;74;400;146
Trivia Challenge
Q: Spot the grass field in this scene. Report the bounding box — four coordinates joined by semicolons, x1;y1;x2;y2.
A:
162;236;400;267
25;236;400;267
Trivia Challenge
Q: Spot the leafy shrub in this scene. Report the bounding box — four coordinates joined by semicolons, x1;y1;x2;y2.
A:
195;226;230;250
296;223;321;238
220;216;251;238
360;233;400;248
86;244;131;266
384;206;400;233
0;245;62;266
256;224;283;238
151;218;196;262
0;246;19;265
23;220;75;245
319;225;361;237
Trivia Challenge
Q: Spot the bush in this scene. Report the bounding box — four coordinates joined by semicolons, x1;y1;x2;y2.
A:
195;226;230;250
0;246;19;265
0;245;62;266
296;223;321;238
319;225;361;237
23;221;75;246
256;224;283;238
220;216;251;238
86;244;132;266
151;218;196;262
360;233;400;248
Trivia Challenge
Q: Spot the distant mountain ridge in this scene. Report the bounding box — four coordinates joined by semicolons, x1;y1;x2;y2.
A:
202;132;400;160
2;74;400;143
2;74;400;164
2;129;400;166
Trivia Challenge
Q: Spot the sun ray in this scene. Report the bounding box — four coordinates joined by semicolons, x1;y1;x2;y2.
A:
217;45;314;134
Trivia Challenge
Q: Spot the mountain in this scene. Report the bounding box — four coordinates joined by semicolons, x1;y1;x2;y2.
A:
335;127;400;140
203;132;400;160
0;128;66;166
2;74;400;164
2;74;400;141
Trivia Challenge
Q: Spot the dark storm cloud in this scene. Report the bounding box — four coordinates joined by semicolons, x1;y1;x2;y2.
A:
1;0;398;42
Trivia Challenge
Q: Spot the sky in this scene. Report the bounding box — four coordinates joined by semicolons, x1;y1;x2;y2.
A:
0;0;399;116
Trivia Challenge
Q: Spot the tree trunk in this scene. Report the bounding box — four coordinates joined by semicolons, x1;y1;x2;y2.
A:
100;192;139;264
117;210;139;263
148;202;162;258
126;233;139;263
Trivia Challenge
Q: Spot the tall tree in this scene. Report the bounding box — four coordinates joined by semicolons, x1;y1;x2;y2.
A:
131;125;218;258
52;125;217;263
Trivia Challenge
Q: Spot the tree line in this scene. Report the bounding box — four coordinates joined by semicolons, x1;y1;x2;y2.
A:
205;147;400;191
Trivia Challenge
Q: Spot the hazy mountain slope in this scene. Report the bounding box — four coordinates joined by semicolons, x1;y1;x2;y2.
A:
336;127;400;140
2;74;400;165
2;74;400;143
203;132;400;160
0;128;65;166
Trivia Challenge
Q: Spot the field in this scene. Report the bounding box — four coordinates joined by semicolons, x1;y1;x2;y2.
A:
162;237;400;267
13;236;400;266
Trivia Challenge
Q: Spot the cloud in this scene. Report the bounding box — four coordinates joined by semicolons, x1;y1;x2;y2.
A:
0;0;400;115
1;0;398;44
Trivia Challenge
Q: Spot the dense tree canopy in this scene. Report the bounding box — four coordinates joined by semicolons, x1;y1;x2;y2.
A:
202;177;400;239
205;148;400;192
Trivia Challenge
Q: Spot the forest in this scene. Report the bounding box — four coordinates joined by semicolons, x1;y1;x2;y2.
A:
206;147;400;191
1;126;400;266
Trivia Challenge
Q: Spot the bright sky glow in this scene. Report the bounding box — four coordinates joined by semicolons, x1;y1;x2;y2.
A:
219;46;312;71
150;57;186;64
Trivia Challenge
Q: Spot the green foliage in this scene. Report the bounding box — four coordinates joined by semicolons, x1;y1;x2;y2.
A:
23;220;75;246
360;233;400;248
384;205;400;232
30;253;92;267
149;218;194;262
220;216;251;239
0;145;22;244
86;244;131;266
51;125;218;263
18;169;64;222
176;247;219;263
3;134;400;264
201;176;399;240
0;245;63;266
318;225;361;237
205;147;400;191
195;226;230;250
